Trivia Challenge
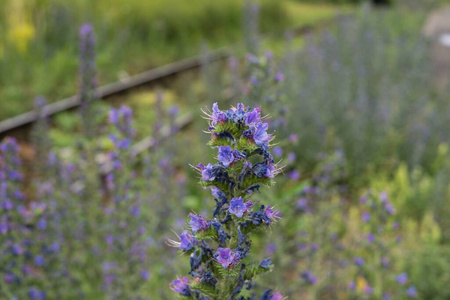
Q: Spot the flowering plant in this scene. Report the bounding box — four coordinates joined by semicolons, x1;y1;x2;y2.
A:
169;103;283;299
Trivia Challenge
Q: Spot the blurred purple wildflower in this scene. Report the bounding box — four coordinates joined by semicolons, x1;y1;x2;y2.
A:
396;273;408;285
353;257;365;267
273;146;283;157
406;286;417;297
301;270;318;285
362;212;371;222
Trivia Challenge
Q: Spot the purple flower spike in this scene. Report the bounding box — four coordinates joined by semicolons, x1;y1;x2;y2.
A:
396;273;408;285
218;146;235;167
215;248;240;268
381;257;390;268
141;270;150;280
28;288;46;300
286;153;296;164
12;244;24;255
406;286;417;297
367;233;375;244
364;284;373;294
362;212;371;222
288;170;300;181
4;273;15;284
188;213;209;233
289;134;298;143
353;257;365;267
179;230;196;252
385;203;396;215
273;146;283;157
360;195;368;204
79;23;94;37
170;276;191;296
201;163;215;181
34;255;45;267
109;109;119;124
253;122;270;146
275;72;285;82
229;197;251;218
301;270;318;285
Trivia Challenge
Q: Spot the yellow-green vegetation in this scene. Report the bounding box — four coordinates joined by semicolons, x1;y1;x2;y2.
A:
0;0;351;121
285;2;354;28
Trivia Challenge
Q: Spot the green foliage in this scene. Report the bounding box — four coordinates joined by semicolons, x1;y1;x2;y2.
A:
406;246;450;300
0;0;289;120
243;263;272;280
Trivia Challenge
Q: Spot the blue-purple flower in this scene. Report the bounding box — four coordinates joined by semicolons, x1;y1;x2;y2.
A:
301;270;318;285
188;213;209;232
199;163;215;181
245;107;261;126
396;273;408;285
406;286;417;297
362;212;371;222
218;146;235;167
229;197;252;218
353;257;365;267
273;146;283;157
261;290;283;300
34;255;45;267
211;103;228;125
274;72;285;82
28;288;46;300
170;276;191;296
215;248;240;268
141;270;150;280
252;123;270;146
179;230;196;252
381;257;390;268
260;258;273;269
172;103;282;298
211;186;226;200
264;205;278;220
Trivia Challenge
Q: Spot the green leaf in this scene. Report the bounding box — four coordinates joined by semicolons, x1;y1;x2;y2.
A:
190;282;216;298
244;263;273;281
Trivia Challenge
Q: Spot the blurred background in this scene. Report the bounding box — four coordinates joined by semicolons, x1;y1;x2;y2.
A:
0;0;450;299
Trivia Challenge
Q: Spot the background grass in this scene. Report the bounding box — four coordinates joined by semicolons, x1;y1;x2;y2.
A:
0;0;353;121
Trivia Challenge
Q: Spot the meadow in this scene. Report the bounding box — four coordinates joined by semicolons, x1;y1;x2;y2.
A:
0;0;351;121
1;1;450;299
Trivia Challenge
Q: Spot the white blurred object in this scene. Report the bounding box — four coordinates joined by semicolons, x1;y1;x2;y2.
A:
439;33;450;47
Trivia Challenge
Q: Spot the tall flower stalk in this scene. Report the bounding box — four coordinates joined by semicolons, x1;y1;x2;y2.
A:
78;23;98;139
169;103;283;300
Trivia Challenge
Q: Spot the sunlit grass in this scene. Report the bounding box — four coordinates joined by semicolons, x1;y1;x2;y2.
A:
286;1;355;28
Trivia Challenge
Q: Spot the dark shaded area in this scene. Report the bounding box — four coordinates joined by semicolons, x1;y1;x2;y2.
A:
372;0;391;6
